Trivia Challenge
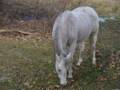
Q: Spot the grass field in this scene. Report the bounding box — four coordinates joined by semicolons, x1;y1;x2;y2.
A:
0;20;120;90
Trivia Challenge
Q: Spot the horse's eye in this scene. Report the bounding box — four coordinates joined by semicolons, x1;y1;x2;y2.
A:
63;54;67;58
58;69;61;72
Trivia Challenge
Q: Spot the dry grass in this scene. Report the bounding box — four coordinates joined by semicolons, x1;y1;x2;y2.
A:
1;0;120;19
1;0;120;33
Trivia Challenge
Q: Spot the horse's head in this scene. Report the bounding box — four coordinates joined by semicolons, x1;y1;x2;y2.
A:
55;53;71;85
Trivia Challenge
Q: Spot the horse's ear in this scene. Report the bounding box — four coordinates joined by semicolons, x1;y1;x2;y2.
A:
56;54;60;61
66;53;71;61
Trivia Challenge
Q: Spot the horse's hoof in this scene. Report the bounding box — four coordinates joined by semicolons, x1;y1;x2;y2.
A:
92;58;96;65
68;75;73;79
76;62;81;66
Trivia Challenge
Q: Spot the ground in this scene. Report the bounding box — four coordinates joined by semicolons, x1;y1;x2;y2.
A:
0;19;120;90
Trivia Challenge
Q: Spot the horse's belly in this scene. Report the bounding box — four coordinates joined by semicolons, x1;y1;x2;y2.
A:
76;19;93;43
77;29;91;43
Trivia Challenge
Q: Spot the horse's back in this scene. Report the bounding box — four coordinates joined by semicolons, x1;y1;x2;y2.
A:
72;7;98;19
71;7;99;42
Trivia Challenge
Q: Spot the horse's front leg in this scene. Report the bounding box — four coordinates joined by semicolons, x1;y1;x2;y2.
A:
77;42;85;66
67;61;73;78
67;41;77;78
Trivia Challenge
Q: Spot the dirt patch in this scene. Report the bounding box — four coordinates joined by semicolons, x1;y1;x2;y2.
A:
0;30;31;37
0;29;52;41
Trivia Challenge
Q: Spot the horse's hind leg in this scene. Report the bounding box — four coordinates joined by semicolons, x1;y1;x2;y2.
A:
90;31;98;65
76;42;85;66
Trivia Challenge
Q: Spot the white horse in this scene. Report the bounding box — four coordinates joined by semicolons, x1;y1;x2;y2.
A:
52;6;99;85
